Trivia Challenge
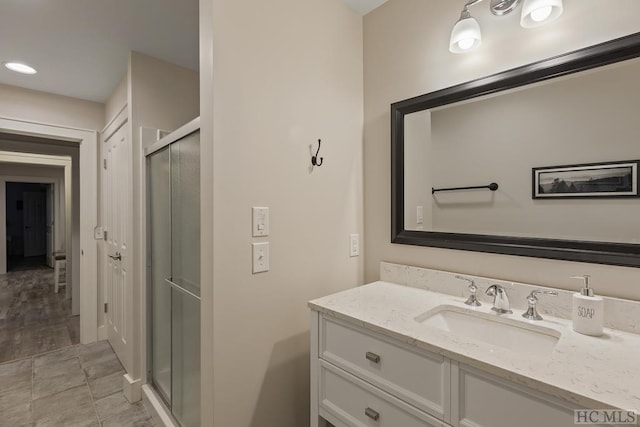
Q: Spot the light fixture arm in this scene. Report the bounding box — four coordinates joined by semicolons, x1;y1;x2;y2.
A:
460;0;523;16
464;0;484;8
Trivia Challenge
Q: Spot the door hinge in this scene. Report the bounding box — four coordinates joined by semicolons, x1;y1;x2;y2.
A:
103;159;107;170
104;303;108;313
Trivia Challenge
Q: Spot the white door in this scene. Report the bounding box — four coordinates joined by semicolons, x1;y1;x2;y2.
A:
23;191;47;257
103;123;132;371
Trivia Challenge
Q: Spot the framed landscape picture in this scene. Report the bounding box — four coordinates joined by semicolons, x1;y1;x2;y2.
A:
532;160;639;199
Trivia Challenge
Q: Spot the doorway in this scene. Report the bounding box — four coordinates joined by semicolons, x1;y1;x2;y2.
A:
0;175;78;363
5;182;52;271
0;119;98;347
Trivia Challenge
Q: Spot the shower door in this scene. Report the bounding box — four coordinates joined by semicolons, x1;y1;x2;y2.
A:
146;119;200;427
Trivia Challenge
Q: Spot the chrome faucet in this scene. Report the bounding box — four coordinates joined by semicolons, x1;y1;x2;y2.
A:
485;284;512;314
455;275;481;307
522;290;558;320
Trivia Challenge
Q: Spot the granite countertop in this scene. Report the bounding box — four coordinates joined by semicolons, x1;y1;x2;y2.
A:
309;281;640;413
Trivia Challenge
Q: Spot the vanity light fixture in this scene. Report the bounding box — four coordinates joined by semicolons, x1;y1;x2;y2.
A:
449;5;482;53
3;61;37;75
449;0;563;53
520;0;563;28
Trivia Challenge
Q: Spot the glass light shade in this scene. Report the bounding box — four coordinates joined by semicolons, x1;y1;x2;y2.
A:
4;62;37;74
449;16;482;54
520;0;563;28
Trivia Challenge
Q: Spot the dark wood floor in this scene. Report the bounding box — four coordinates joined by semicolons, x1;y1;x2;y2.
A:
0;260;79;364
6;255;48;272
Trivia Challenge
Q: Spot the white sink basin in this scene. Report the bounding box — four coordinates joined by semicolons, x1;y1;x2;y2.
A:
416;305;560;356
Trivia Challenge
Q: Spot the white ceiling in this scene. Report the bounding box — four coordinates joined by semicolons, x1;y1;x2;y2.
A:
342;0;390;15
0;0;390;103
0;0;199;103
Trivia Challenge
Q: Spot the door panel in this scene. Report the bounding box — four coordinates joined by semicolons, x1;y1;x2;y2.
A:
170;132;200;296
171;288;200;427
23;191;46;257
103;123;131;370
169;133;200;427
147;128;200;427
149;147;172;402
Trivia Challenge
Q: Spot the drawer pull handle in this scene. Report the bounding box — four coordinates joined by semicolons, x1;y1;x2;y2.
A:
366;352;380;363
365;407;380;421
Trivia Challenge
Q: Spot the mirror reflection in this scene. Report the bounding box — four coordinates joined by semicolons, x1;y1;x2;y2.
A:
404;57;640;244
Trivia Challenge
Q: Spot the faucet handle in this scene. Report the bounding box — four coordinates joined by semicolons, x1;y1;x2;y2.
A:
528;289;558;301
456;276;481;306
523;289;558;320
455;275;474;286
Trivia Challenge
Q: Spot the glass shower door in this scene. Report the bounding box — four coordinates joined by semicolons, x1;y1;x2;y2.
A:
147;125;200;427
169;131;200;427
149;147;172;403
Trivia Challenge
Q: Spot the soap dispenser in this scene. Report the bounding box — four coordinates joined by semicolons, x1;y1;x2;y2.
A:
571;275;603;336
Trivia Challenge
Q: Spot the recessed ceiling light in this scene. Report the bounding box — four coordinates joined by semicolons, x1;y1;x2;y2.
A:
4;62;37;75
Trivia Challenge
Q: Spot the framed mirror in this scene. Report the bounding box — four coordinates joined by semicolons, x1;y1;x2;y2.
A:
391;32;640;267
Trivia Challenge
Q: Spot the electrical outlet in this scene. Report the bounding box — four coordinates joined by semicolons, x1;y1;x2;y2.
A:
350;234;360;257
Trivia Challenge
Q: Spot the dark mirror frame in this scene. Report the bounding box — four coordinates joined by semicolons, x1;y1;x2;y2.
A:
391;32;640;268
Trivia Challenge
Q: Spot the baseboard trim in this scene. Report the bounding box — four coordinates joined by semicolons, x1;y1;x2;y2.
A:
142;384;177;427
123;374;142;403
97;325;107;341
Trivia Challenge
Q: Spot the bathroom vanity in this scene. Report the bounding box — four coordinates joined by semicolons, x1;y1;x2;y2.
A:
309;263;640;427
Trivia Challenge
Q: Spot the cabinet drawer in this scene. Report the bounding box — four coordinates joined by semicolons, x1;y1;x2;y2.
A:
320;360;445;427
320;315;449;419
453;364;602;427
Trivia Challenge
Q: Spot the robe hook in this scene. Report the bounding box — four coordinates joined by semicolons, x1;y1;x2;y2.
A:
312;139;324;167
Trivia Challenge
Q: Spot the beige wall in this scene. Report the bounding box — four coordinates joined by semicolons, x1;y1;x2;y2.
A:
129;52;199;136
364;0;640;300
104;76;128;125
404;109;432;230
0;83;104;130
205;0;363;424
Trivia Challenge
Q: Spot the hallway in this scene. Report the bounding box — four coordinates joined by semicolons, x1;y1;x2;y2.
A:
0;341;156;426
0;260;157;425
0;264;79;363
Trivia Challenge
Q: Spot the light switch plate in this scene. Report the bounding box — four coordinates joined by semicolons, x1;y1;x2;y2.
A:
252;242;270;273
252;207;270;237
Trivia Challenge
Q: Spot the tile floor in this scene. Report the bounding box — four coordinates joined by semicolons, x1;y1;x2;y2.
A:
0;340;156;426
0;263;79;363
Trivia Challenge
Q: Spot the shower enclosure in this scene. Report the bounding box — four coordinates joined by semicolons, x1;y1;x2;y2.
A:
146;118;200;427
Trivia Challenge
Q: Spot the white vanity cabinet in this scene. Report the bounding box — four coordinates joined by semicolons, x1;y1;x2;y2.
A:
311;311;601;427
312;313;449;427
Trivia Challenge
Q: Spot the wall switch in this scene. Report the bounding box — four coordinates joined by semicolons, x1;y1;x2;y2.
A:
252;207;269;237
94;226;105;240
252;242;270;273
416;206;424;224
350;234;360;257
